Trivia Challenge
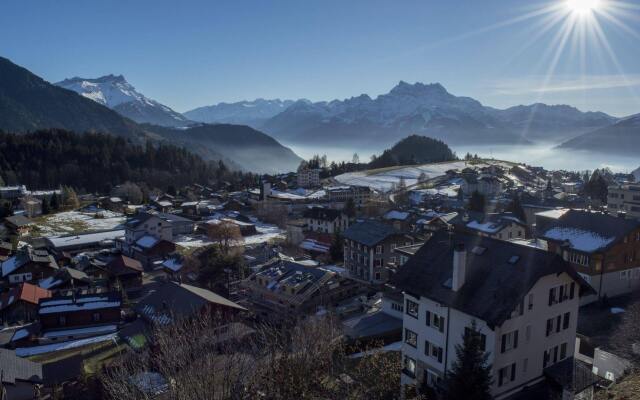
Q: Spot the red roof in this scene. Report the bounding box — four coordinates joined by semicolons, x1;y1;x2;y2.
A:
0;282;51;310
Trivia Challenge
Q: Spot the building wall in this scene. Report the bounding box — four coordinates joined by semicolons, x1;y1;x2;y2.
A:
39;307;121;330
607;185;640;219
400;272;580;399
344;235;413;284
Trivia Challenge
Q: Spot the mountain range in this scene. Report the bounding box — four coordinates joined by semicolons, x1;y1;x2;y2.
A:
184;99;295;127
186;81;623;149
558;113;640;156
56;75;193;128
0;57;301;174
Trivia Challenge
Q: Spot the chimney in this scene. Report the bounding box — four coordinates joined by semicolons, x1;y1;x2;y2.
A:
451;242;467;292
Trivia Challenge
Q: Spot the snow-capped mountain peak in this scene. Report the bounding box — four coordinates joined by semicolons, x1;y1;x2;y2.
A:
56;75;191;127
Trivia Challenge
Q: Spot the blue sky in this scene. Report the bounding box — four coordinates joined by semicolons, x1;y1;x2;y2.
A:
1;0;639;116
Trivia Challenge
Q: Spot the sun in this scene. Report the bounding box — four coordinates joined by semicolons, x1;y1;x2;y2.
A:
566;0;600;14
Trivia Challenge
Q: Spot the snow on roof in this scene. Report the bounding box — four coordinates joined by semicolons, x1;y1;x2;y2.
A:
47;230;125;249
536;208;570;220
38;277;64;290
162;258;182;272
466;220;502;234
42;324;117;339
299;239;330;253
10;328;30;342
39;300;121;315
1;256;21;277
384;210;410;221
40;296;106;307
15;333;118;357
136;235;159;249
543;227;616;252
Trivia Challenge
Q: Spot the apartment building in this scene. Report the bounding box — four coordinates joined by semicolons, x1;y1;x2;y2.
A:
539;209;640;304
326;185;372;207
302;206;350;234
343;220;414;284
393;231;592;399
607;183;640;219
297;168;321;188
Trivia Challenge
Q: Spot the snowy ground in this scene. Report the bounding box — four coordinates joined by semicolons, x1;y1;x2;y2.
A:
334;160;513;192
16;333;118;357
33;210;126;236
175;220;285;250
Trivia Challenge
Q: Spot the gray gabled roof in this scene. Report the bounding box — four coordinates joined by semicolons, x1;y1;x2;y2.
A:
0;348;42;384
344;220;400;247
392;231;594;329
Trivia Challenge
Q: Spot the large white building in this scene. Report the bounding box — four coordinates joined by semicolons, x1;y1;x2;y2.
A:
393;231;593;399
607;183;640;219
297;168;321;188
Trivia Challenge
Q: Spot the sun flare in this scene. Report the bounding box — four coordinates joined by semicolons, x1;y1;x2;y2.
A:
566;0;600;14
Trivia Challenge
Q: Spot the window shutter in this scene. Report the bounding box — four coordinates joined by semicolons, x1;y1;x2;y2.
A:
548;288;553;306
559;285;564;301
569;282;575;299
498;368;504;386
546;319;552;336
439;316;445;333
437;347;443;363
426;311;431;326
556;315;561;333
513;330;519;349
511;363;516;381
563;312;570;330
501;334;506;353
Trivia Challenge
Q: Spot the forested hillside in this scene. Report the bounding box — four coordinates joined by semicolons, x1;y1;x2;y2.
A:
0;129;255;193
368;135;456;169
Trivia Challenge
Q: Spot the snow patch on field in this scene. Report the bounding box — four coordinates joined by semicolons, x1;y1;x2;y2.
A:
175;221;285;249
35;211;126;236
335;160;510;192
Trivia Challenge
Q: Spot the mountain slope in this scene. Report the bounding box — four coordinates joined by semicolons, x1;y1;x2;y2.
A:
259;81;617;147
558;113;640;155
0;57;143;138
368;135;456;169
184;99;296;127
56;75;192;127
148;124;303;173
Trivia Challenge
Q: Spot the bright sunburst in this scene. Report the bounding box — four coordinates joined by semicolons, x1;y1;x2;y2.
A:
566;0;600;14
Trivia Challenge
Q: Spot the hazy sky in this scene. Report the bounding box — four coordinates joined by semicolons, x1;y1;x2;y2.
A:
1;0;639;116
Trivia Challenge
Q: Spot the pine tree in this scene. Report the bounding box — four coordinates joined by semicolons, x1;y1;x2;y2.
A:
445;322;493;400
41;196;50;215
50;192;60;211
506;195;526;223
329;230;344;262
468;191;485;213
344;198;356;219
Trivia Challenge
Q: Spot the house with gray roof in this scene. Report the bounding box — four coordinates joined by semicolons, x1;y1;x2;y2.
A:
0;348;43;399
343;220;414;284
538;209;640;303
393;230;593;399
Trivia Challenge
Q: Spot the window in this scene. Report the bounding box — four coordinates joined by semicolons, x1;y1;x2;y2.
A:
391;303;404;312
528;293;534;310
375;272;381;280
404;329;418;348
563;312;570;330
424;370;441;388
525;325;532;342
425;340;443;363
59;315;66;326
498;363;516;387
403;355;417;378
560;342;567;360
620;270;629;280
556;315;562;333
376;245;383;254
406;299;419;318
92;312;101;322
426;311;445;333
501;330;518;353
569;252;589;266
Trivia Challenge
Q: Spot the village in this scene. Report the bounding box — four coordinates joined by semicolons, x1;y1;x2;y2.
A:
0;158;639;399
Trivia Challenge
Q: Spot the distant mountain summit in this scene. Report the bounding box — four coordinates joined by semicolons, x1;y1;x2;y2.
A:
56;75;191;127
256;81;617;147
558;113;640;156
184;98;297;126
0;56;142;138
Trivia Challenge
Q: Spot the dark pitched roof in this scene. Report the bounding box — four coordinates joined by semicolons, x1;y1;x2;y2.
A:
0;348;42;384
4;215;32;228
106;255;143;275
343;220;400;247
391;231;594;328
302;207;341;221
136;282;245;324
